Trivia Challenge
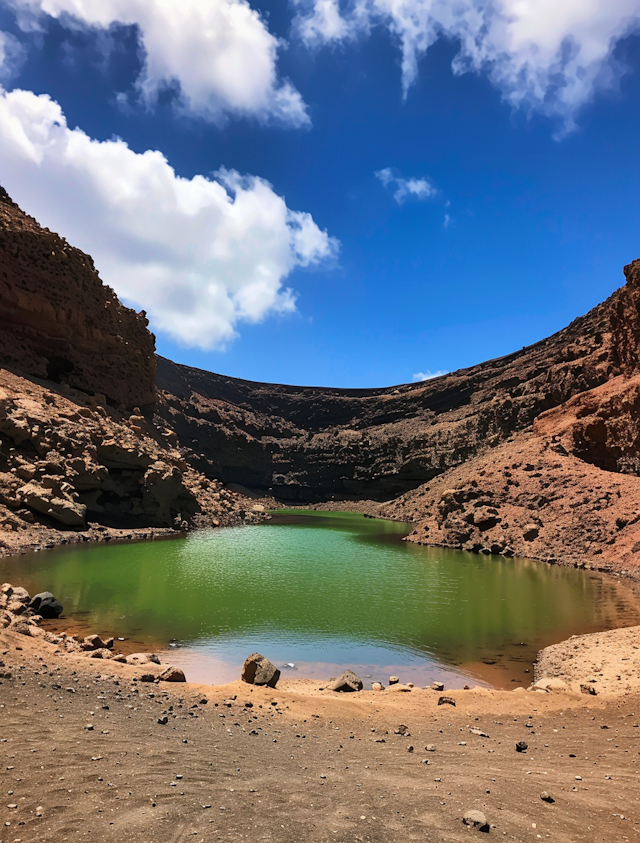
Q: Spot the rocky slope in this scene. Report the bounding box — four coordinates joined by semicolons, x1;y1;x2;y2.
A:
0;189;263;549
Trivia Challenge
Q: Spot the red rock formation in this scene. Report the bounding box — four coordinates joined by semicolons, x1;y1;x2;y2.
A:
0;187;156;408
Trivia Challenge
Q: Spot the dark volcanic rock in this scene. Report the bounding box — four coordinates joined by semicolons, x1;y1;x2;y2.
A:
154;278;615;503
29;592;63;618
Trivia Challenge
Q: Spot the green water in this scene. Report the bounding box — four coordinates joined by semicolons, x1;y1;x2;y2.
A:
2;510;640;688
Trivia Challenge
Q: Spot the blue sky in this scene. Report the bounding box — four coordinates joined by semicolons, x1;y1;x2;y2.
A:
1;0;640;386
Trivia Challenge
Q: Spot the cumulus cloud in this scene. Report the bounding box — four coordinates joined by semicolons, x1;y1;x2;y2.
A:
296;0;640;127
412;370;448;381
376;168;437;204
6;0;308;126
0;87;337;348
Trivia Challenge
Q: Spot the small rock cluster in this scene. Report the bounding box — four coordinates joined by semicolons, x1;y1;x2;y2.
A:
1;581;185;681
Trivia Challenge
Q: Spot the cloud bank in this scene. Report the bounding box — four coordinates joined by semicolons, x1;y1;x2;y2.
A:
7;0;308;125
296;0;640;127
376;168;436;204
0;87;337;349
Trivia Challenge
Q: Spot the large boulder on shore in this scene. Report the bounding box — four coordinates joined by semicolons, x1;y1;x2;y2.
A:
29;592;63;618
326;669;363;692
241;653;280;688
158;666;186;682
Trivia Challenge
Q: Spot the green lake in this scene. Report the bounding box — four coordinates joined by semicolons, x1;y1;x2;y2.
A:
2;510;640;688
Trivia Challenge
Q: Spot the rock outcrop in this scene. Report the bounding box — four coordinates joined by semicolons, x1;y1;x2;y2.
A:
0;187;155;408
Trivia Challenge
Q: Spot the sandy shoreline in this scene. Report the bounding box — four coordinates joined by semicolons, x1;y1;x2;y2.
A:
1;618;640;842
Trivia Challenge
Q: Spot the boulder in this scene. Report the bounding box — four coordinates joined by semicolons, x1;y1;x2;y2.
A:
530;677;567;693
158;666;186;682
29;592;63;618
326;670;363;693
241;653;280;688
462;810;490;832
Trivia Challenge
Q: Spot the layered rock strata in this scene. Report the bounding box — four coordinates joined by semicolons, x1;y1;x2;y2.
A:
0;187;155;408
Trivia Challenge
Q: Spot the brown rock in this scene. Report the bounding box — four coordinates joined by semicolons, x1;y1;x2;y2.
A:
241;653;280;688
325;670;363;693
157;666;186;682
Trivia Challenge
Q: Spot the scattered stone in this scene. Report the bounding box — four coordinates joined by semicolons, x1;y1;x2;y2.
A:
431;681;445;691
139;673;156;682
157;716;169;725
326;670;363;692
394;724;410;736
126;653;161;666
516;741;528;752
389;676;399;685
241;653;280;688
462;810;490;832
540;792;555;803
425;744;436;752
580;683;597;696
157;666;186;683
438;695;456;706
82;634;107;651
371;682;385;691
469;728;490;737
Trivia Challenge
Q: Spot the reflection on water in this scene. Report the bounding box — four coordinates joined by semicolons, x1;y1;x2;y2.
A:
2;510;640;688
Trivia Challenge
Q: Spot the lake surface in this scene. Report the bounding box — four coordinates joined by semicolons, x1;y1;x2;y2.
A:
3;510;640;688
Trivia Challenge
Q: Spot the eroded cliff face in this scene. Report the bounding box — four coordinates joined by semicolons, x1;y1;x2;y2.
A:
155;283;616;502
0;188;261;544
0;188;156;409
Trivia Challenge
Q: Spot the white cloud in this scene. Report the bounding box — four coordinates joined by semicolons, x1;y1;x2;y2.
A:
7;0;309;126
376;167;437;204
0;86;337;349
296;0;640;128
0;29;25;79
412;370;448;381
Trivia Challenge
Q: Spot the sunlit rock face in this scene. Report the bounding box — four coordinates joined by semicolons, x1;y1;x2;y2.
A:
0;186;156;409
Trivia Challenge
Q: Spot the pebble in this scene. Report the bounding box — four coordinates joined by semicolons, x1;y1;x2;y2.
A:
425;744;436;752
540;792;555;803
389;676;399;685
158;716;169;725
516;741;528;752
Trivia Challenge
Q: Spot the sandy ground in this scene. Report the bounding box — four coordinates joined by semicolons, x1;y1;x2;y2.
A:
1;625;640;843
